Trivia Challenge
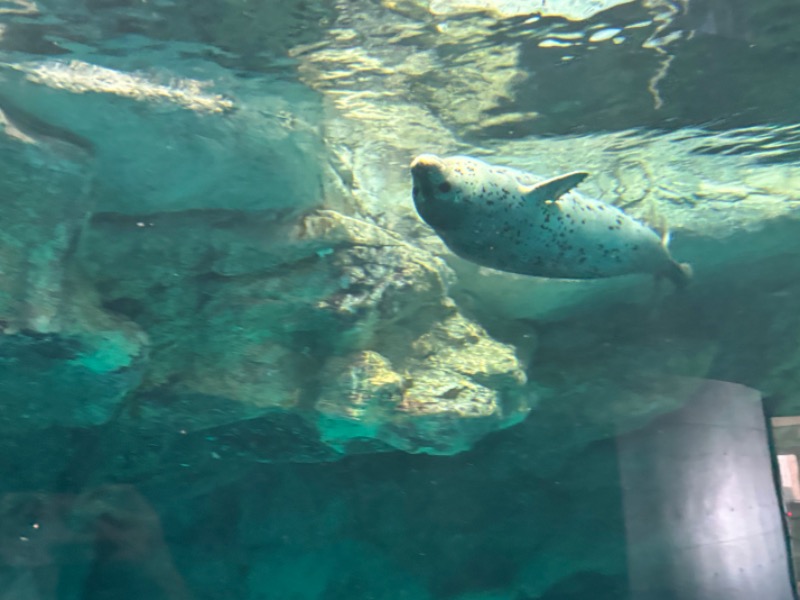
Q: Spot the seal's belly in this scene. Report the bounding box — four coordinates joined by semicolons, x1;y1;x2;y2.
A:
442;197;666;279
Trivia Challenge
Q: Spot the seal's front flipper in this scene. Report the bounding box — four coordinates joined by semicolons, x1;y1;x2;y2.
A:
519;171;589;204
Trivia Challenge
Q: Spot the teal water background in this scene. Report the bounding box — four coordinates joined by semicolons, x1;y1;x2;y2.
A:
1;1;800;598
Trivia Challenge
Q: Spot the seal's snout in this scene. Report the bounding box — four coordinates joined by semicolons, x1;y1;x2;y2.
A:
410;153;458;230
410;155;448;198
410;154;444;173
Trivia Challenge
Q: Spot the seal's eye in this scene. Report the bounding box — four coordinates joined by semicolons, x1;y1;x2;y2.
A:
412;186;420;197
438;182;452;193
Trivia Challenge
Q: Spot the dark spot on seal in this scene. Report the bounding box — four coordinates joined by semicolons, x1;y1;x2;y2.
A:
412;186;419;197
439;182;451;193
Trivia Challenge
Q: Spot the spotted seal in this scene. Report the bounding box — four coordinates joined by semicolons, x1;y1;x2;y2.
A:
410;154;692;287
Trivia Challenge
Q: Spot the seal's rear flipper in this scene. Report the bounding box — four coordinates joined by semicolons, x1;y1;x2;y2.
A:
662;261;693;290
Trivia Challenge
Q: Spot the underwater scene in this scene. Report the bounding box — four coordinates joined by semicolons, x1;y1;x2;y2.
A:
1;0;800;598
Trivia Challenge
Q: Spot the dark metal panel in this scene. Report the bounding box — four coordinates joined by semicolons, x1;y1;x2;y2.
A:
618;378;796;600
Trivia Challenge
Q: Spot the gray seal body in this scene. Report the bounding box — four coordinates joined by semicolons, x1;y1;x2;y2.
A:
410;154;691;287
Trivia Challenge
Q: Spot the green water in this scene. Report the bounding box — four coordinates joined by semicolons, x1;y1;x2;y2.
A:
0;0;799;598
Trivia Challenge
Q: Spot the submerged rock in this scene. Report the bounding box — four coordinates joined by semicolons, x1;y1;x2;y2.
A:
0;60;328;216
317;312;528;455
0;105;146;434
77;207;530;459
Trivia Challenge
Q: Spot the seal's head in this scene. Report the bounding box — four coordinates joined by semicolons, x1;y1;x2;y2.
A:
410;154;465;231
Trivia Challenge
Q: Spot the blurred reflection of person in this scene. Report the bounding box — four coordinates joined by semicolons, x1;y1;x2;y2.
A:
0;485;192;600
